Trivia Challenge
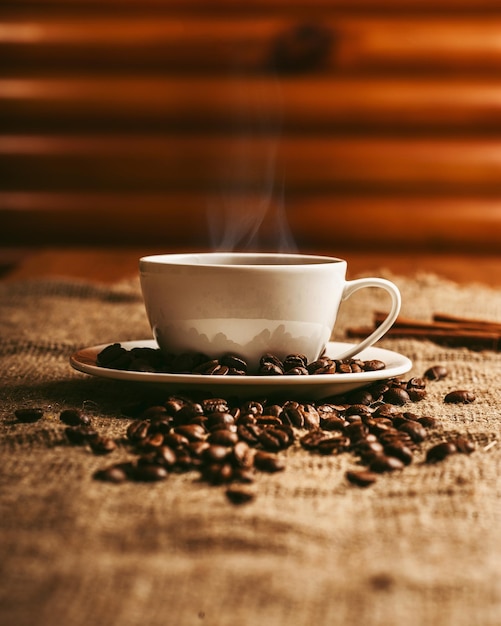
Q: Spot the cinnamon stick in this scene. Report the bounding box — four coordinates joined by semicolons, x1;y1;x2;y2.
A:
346;325;501;350
432;312;501;332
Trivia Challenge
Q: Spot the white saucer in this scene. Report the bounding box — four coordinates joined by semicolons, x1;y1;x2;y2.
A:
70;340;412;400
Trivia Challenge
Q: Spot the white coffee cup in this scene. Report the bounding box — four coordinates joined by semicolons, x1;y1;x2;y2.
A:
139;252;401;372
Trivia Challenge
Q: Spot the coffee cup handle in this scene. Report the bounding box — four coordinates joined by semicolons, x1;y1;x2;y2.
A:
334;277;401;360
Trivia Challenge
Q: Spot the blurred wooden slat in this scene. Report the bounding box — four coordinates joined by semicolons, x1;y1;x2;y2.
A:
4;77;501;132
3;135;501;193
3;15;501;75
4;0;501;10
3;0;501;262
2;192;501;252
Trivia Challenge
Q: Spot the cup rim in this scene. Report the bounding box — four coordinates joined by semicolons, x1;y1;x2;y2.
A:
140;252;346;270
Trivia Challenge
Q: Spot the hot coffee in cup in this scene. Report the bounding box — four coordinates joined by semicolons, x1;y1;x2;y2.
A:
139;253;401;372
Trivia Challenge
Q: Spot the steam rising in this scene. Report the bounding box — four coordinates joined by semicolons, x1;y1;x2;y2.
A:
207;75;297;252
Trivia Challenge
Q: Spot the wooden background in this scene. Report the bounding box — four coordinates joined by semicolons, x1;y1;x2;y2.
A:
2;0;501;264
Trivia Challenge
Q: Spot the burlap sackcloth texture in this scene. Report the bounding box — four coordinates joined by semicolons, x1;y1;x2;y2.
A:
2;272;501;626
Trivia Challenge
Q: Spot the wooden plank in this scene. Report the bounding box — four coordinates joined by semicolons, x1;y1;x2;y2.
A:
2;191;501;251
3;15;501;74
4;77;501;131
4;0;501;11
5;247;501;287
2;135;501;193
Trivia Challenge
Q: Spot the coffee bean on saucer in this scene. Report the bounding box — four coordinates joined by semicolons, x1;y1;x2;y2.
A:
283;354;308;370
220;354;248;373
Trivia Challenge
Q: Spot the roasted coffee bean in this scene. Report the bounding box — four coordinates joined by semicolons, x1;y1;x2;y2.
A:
59;408;90;426
207;429;239;446
383;443;414;465
148;417;173;435
172;424;206;442
174;450;195;472
316;403;342;419
346;469;378;487
175;402;204;422
258;426;293;451
369;455;405;473
373;404;399;418
202;398;230;414
237;423;262;445
315;434;350;455
346;404;373;418
254;450;285;472
154;445;178;467
321;415;347;431
65;425;99;445
300;430;326;450
260;353;283;368
418;415;437;429
397;420;427;443
425;441;457;463
132;463;169;482
163;396;187;416
241;400;264;416
424;365;448;381
206;411;235;431
203;444;231;464
163;431;190;449
283;354;308;370
137;432;165;451
258;362;284;376
203;462;234;484
231;441;255;468
344;422;369;443
363;360;386;372
383;387;411;406
90;436;117;455
346;389;374;406
300;404;320;429
15;407;44;423
281;402;305;428
225;484;256;504
444;390;476;404
407;377;426;390
139;405;169;420
408;388;427;402
94;464;129;483
126;419;151;443
354;440;385;463
307;357;336;375
220;354;248;373
336;361;354;374
453;437;475;454
256;415;283;426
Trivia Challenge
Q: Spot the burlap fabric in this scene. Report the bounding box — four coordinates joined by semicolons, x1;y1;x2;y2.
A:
2;272;501;626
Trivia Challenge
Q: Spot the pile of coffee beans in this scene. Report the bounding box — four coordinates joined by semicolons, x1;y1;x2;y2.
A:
14;363;479;504
96;343;387;376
